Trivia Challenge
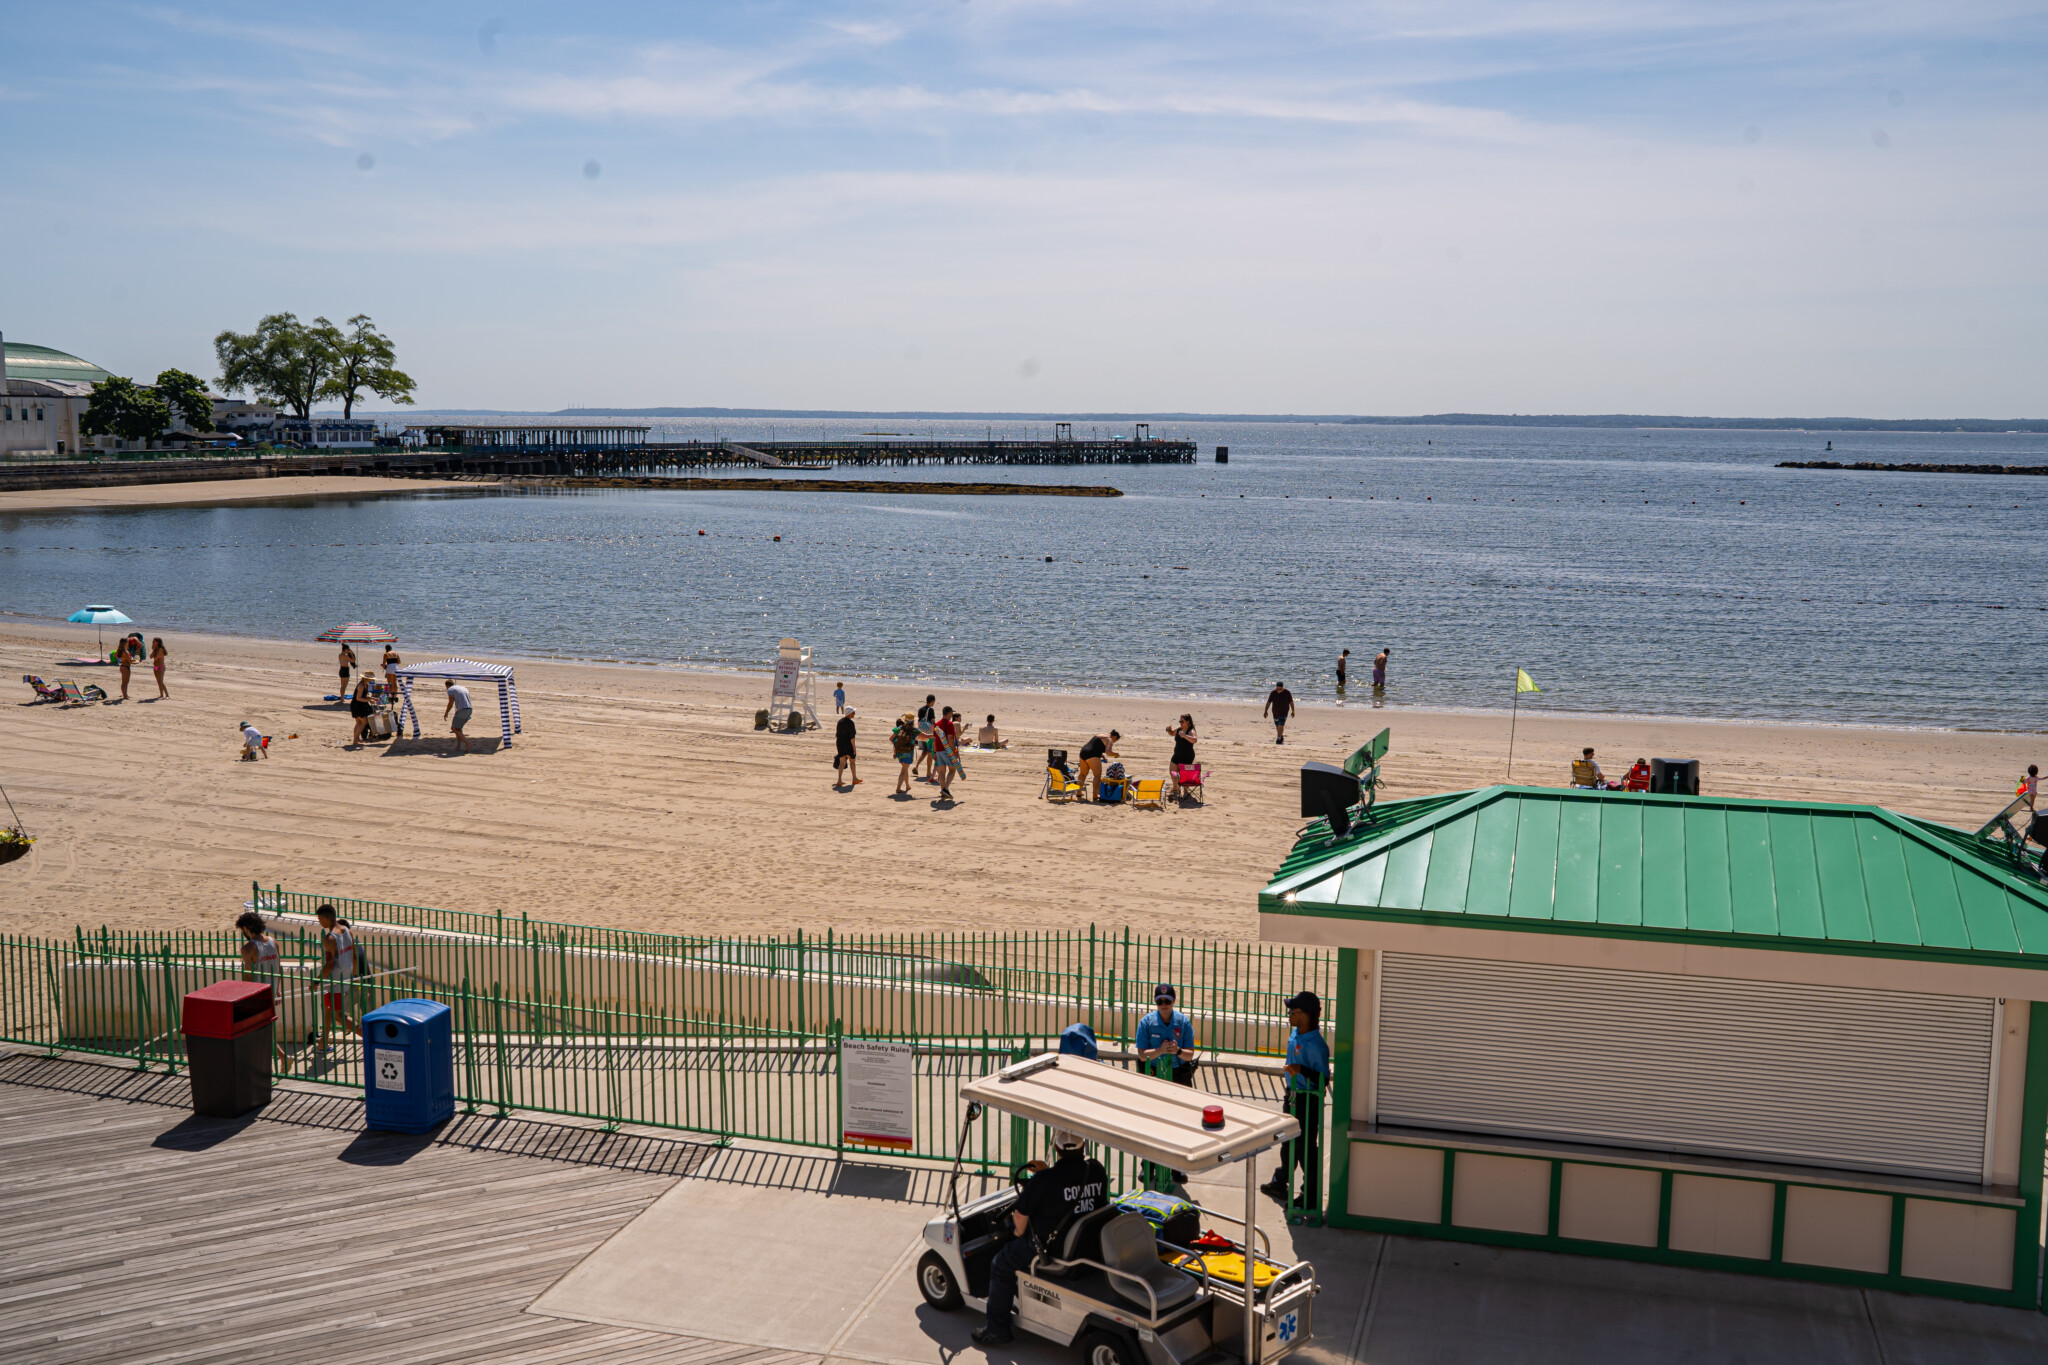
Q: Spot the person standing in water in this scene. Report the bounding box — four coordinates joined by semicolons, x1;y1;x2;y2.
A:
1372;648;1390;691
1336;648;1350;692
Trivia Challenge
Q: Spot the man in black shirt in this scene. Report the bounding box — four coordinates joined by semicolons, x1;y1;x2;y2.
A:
1263;682;1294;745
974;1129;1108;1346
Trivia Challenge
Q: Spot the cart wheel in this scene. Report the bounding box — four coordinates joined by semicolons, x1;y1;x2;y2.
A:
917;1251;963;1311
1078;1328;1140;1365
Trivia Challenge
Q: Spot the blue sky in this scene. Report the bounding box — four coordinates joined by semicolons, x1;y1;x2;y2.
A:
5;2;2044;414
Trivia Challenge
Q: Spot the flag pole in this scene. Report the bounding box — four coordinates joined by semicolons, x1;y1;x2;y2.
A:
1506;679;1519;783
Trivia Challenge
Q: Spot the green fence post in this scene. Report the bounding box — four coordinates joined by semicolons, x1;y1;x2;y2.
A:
459;976;478;1115
832;1018;844;1160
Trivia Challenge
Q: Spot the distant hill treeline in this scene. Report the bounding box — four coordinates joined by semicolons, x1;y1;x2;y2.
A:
533;407;2048;432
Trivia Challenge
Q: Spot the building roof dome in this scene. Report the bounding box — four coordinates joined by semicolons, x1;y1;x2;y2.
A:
4;342;112;387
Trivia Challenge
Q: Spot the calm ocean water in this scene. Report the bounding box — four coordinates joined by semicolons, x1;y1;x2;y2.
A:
3;421;2044;731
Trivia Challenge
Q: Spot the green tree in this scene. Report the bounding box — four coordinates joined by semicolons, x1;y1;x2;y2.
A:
323;314;417;419
153;368;215;433
79;376;172;444
213;312;337;420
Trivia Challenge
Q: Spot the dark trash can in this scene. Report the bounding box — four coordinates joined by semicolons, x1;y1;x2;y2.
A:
1650;758;1701;795
362;999;455;1134
182;980;275;1118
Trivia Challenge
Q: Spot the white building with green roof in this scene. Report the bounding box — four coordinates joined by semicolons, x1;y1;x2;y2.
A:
2;336;113;455
1261;783;2048;1308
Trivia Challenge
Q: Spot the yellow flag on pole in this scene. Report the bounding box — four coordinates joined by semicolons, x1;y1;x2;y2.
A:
1515;668;1541;694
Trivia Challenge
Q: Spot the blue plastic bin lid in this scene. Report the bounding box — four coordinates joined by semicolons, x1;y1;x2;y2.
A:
363;998;451;1026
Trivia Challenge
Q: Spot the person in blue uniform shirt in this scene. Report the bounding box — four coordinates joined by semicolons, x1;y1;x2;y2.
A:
1134;983;1198;1086
1262;990;1328;1208
974;1128;1108;1346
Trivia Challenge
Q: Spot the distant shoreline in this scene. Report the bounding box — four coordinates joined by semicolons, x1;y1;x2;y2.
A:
350;407;2048;433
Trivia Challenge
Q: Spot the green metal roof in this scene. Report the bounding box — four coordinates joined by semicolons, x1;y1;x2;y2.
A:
1262;786;2048;968
4;342;111;386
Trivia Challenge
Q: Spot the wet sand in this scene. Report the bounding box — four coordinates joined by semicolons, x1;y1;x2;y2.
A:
0;475;477;513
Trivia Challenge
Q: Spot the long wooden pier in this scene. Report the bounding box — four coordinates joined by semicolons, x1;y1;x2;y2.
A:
0;436;1198;492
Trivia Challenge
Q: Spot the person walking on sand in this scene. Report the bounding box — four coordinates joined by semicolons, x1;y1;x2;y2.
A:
443;679;473;754
1264;681;1295;745
892;713;918;794
834;707;862;787
915;695;938;780
149;637;169;698
834;681;847;715
1372;647;1390;691
338;643;356;700
932;720;960;800
939;707;966;781
2021;764;2040;813
348;675;375;747
381;645;401;700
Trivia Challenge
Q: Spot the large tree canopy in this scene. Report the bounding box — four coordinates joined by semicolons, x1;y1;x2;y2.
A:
79;376;172;444
324;314;416;419
153;369;215;433
213;313;336;420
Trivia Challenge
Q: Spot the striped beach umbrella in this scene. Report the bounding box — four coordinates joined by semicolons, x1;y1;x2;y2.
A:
315;622;398;644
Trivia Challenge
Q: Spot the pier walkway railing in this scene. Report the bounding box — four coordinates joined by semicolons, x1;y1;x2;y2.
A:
0;899;1334;1208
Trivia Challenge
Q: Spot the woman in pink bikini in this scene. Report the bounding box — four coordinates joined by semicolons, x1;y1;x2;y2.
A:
150;637;169;698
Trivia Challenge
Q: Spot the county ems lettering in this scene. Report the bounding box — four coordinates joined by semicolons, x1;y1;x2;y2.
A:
1018;1151;1109;1246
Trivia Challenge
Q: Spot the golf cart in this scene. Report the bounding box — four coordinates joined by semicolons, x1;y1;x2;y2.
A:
916;1053;1318;1365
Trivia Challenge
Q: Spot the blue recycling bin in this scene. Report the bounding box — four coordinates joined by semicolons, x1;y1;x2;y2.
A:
362;999;455;1134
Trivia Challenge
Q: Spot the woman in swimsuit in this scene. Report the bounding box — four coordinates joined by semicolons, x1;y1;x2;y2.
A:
348;675;375;747
931;722;959;799
1077;730;1120;800
339;643;356;698
116;635;134;700
150;637;169;698
1167;715;1197;796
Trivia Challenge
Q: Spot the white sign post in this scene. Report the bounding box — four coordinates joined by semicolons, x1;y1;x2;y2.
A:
840;1037;916;1151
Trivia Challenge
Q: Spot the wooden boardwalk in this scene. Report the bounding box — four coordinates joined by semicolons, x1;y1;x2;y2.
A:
0;1050;823;1365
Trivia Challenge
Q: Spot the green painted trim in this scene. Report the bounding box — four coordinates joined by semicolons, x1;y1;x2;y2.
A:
1440;1148;1456;1227
1260;894;2048;975
1888;1194;1906;1278
1338;1137;2040;1308
2022;1002;2048;1311
1329;947;1358;1223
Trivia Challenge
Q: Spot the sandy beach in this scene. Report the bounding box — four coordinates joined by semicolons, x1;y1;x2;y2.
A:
0;475;475;513
0;618;2036;945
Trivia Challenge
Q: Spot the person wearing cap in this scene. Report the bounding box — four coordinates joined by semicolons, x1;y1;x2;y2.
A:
1134;984;1198;1087
1261;991;1328;1208
974;1128;1107;1347
834;707;861;788
238;720;267;760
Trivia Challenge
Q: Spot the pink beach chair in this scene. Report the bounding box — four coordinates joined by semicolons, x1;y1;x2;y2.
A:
1172;763;1204;802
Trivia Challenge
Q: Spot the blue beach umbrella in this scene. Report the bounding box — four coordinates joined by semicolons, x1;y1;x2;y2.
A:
66;604;132;652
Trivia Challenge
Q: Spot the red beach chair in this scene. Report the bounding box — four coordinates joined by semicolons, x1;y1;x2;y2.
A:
1172;763;1204;802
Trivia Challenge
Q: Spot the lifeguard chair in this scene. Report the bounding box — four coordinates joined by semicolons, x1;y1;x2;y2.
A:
764;637;819;731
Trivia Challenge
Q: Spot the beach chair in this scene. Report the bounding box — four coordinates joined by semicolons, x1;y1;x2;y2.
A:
22;675;64;703
1571;760;1608;789
60;681;108;706
1044;768;1084;802
1129;778;1167;810
1172;763;1204;803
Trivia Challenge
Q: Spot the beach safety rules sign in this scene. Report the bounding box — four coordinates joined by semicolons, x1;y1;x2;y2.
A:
841;1038;916;1150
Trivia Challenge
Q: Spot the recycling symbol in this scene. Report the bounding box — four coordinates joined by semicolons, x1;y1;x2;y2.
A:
374;1048;406;1091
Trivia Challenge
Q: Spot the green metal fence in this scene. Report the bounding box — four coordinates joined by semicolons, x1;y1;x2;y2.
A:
0;902;1336;1212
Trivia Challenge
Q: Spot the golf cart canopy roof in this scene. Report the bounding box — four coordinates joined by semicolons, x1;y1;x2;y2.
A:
961;1053;1299;1170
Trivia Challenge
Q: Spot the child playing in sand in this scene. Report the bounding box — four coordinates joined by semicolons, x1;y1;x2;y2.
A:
239;721;267;760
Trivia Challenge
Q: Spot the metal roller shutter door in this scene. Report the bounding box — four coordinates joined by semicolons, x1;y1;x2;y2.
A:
1377;953;1995;1183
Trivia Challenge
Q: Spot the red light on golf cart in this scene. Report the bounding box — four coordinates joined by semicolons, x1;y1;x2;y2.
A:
1202;1105;1224;1129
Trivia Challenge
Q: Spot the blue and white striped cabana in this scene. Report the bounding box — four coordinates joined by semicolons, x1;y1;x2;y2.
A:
393;659;523;746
